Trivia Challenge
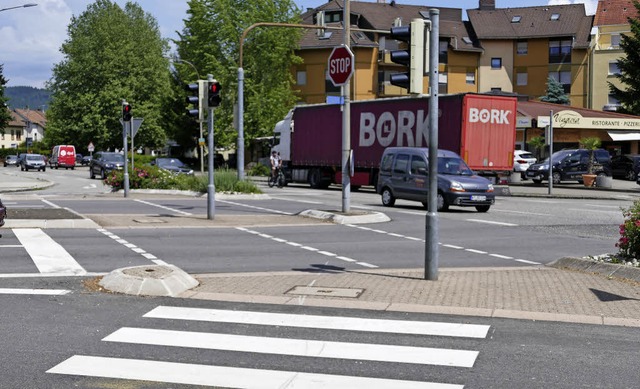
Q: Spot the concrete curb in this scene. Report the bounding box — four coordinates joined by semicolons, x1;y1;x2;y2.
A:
99;264;199;297
548;257;640;283
298;209;391;224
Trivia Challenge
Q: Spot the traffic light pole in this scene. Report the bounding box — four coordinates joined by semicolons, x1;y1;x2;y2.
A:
207;74;216;220
123;120;130;198
425;9;439;281
548;110;554;195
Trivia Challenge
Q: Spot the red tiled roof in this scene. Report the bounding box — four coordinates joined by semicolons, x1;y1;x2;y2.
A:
14;108;46;127
594;0;640;26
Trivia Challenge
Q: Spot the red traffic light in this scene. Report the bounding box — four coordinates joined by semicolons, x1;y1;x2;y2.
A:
208;81;221;107
122;103;132;121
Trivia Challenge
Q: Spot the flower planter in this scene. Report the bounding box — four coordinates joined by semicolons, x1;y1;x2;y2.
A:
582;174;597;187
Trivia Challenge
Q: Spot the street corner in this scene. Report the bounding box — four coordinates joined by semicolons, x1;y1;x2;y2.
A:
298;209;391;224
0;169;55;193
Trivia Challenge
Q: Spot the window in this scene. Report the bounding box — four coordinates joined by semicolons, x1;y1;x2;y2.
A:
549;39;572;63
11;130;15;141
324;12;341;23
380;154;394;172
516;41;528;55
550;13;560;21
516;72;528;86
511;16;521;23
439;40;448;64
608;61;620;76
410;156;427;175
491;87;502;92
466;72;476;85
491;57;502;69
439;72;448;94
611;34;621;47
296;70;307;85
549;70;571;93
608;94;620;105
393;154;409;174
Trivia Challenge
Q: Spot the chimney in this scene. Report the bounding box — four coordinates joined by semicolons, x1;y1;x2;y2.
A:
479;0;495;10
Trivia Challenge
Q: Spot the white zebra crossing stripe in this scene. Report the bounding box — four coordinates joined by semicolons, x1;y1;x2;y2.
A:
104;327;479;367
144;306;490;338
13;228;86;275
47;356;463;389
0;288;70;295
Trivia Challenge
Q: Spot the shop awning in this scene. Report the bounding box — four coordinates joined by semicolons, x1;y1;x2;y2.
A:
607;131;640;141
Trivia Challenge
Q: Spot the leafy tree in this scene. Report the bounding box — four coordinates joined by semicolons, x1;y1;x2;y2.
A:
171;0;302;152
609;0;640;115
45;0;171;153
0;65;12;131
540;76;570;104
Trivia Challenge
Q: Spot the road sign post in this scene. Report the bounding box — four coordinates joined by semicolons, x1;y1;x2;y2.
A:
328;45;354;87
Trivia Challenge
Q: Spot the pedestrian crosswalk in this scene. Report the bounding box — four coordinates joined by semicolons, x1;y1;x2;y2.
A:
47;306;490;388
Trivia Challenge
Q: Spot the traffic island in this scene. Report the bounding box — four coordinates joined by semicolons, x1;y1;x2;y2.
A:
298;209;390;224
99;264;199;297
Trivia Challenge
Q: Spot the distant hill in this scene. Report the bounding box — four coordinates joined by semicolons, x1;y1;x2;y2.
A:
5;86;51;110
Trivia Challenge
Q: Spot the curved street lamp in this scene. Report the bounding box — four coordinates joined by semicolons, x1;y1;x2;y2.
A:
0;3;38;13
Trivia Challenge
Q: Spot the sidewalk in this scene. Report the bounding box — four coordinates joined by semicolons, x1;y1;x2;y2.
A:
3;170;640;327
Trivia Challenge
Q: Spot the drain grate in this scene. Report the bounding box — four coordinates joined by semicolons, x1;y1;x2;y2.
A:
286;286;363;298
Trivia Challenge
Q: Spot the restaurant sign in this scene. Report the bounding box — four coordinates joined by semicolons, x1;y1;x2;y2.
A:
537;110;640;129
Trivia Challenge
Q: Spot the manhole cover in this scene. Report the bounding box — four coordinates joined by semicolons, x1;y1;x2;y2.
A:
286;286;363;298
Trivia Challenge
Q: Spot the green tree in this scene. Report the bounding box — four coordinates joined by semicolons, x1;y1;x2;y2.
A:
171;0;302;153
45;0;172;153
609;0;640;115
540;76;570;104
0;65;12;131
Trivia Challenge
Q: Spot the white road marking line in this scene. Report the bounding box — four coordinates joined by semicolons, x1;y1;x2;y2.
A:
142;253;157;259
47;356;462;389
145;306;491;338
272;238;287;243
134;199;192;216
152;259;170;266
0;245;23;248
0;288;70;295
124;243;137;248
317;251;337;256
0;272;105;278
405;236;423;241
302;246;319;251
516;259;542;265
442;244;464;249
356;262;379;268
13;229;86;275
336;256;357;262
105;327;479;367
494;209;549;216
286;242;302;247
489;254;513;259
270;197;323;204
132;248;146;254
218;200;293;215
40;199;60;209
398;210;425;215
465;249;487;254
567;208;619;214
467;219;518;227
388;233;404;237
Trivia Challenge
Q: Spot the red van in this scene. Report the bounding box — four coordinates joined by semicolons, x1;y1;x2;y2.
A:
50;145;76;169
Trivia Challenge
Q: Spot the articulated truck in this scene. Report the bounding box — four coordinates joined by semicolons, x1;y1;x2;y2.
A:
271;93;516;189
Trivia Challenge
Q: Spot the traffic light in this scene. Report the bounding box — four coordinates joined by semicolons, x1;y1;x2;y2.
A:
208;80;221;107
185;80;206;121
122;102;132;121
389;18;427;94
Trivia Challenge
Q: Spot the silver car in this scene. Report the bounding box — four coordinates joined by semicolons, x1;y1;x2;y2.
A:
20;154;46;172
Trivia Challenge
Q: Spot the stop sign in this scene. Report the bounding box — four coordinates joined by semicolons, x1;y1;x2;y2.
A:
328;45;354;86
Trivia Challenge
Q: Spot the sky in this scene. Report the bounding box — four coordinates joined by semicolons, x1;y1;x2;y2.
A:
0;0;598;89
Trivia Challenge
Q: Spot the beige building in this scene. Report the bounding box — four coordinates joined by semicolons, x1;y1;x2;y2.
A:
0;108;46;150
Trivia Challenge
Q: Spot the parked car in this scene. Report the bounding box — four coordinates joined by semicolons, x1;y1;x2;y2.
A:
151;157;194;175
76;153;84;164
0;197;6;227
20;154;47;172
3;155;19;167
526;149;612;184
89;152;125;179
81;155;93;166
610;154;640;181
513;150;537;179
377;147;495;212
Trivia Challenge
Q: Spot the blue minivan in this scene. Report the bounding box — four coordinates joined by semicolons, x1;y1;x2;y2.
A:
377;147;495;212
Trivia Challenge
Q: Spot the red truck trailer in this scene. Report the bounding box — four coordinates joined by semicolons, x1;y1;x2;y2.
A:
272;93;516;188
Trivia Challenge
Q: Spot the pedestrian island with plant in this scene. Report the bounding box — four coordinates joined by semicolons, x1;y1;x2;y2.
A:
612;200;640;267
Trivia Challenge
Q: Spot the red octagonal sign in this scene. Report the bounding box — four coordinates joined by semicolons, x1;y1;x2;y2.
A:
328;45;354;87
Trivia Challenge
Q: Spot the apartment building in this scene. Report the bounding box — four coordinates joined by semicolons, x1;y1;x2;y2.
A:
590;0;639;112
0;108;46;150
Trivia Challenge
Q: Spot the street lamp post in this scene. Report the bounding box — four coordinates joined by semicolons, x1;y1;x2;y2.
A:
0;3;37;13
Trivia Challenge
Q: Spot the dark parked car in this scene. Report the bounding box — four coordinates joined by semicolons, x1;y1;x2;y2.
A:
0;197;6;227
20;154;47;172
76;153;84;164
610;154;640;181
151;157;194;175
89;151;125;179
525;149;611;184
3;155;19;167
81;155;92;166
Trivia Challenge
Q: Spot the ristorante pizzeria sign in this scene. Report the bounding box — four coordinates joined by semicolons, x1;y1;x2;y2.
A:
537;110;640;129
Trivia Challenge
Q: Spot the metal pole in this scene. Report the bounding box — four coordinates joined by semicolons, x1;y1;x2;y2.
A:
123;121;130;198
238;67;245;180
131;127;134;171
548;110;554;195
199;120;204;173
425;9;439;281
341;0;351;213
207;74;216;220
